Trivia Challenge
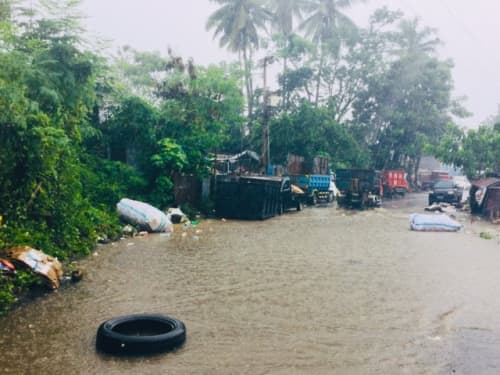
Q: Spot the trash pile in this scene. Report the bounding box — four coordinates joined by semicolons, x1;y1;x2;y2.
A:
4;246;64;289
167;207;189;224
0;259;15;275
424;202;457;214
117;198;202;240
0;199;200;294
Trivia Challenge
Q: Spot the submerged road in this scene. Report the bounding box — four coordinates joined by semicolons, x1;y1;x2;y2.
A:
1;193;500;374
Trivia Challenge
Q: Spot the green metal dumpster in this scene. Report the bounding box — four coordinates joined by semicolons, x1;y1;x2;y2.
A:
215;175;285;220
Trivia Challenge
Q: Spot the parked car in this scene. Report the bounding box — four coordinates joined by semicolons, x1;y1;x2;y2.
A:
428;180;462;205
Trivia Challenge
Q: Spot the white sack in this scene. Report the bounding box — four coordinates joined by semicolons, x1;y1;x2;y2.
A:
410;213;463;232
117;198;173;233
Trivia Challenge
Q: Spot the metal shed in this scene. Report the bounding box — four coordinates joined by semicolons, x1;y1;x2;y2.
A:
470;178;500;220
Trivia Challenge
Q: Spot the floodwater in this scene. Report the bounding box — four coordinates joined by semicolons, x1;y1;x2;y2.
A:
1;193;500;374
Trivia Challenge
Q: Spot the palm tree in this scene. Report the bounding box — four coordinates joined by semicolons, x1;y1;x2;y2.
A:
268;0;309;37
267;0;308;108
206;0;271;116
391;18;441;58
300;0;360;106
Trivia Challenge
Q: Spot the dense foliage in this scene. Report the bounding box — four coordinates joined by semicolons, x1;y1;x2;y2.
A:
432;122;500;178
0;0;497;313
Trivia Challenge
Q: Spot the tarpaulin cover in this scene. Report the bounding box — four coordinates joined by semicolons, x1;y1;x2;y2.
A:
410;213;463;232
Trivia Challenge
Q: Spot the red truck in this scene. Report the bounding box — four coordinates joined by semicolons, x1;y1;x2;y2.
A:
382;170;409;197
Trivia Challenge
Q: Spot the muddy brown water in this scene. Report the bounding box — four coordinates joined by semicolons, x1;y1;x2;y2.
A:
1;193;500;374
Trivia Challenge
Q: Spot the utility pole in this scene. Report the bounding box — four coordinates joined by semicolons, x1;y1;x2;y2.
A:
261;56;275;175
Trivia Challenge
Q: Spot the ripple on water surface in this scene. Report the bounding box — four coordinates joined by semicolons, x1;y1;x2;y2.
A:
1;197;500;374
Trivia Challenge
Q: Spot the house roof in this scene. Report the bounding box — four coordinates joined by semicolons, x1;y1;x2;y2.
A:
470;178;500;188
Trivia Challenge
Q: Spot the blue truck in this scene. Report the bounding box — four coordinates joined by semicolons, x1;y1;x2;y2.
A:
288;174;336;205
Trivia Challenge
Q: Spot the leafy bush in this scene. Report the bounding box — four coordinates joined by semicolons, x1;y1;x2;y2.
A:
0;269;43;315
0;278;15;315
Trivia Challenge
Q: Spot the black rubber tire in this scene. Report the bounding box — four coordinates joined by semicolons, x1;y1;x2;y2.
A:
278;202;284;216
311;193;318;205
96;314;186;356
296;201;303;211
328;192;334;203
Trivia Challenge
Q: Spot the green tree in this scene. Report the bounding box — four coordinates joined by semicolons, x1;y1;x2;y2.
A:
323;7;402;122
113;46;168;102
270;101;368;168
148;55;244;207
267;0;308;107
351;14;458;180
0;0;100;259
300;0;360;106
390;17;440;58
353;55;454;175
206;0;271;116
101;95;158;168
435;124;500;177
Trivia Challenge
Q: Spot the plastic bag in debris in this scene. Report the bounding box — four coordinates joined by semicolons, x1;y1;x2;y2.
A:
409;213;463;232
117;198;173;233
7;246;63;289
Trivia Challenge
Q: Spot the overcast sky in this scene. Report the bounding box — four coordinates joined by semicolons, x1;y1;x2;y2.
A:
81;0;500;128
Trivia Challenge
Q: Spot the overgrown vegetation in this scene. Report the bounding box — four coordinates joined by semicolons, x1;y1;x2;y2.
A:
0;0;498;313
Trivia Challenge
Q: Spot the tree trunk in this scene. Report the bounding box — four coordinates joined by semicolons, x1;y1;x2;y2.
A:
243;47;254;117
414;155;421;189
315;46;325;107
282;51;288;110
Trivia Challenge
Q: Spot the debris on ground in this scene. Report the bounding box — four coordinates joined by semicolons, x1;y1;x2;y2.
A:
167;207;189;224
7;246;63;289
117;198;173;233
410;213;463;232
480;232;493;240
0;259;15;274
121;224;137;237
424;203;456;214
71;268;84;282
97;234;111;244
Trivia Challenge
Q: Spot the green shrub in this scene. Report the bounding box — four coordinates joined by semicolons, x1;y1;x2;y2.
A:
0;278;15;315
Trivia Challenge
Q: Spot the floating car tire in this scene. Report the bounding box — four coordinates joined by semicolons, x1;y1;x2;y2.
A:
96;314;186;355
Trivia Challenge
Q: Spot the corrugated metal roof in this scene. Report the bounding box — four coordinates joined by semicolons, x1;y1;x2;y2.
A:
470;178;500;188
